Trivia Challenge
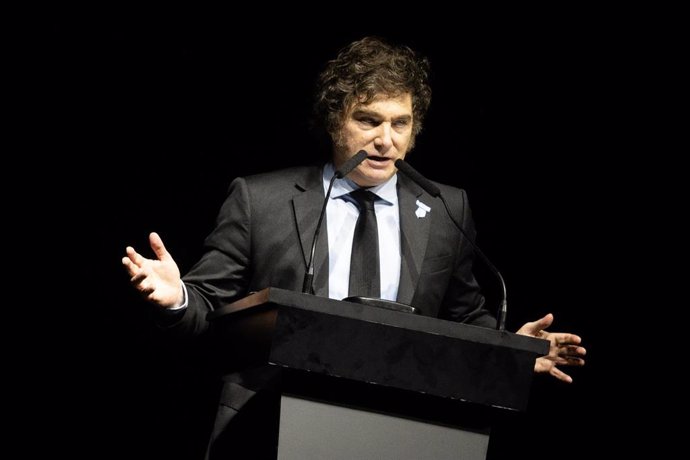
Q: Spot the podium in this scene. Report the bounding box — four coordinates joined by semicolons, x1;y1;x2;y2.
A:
207;288;549;460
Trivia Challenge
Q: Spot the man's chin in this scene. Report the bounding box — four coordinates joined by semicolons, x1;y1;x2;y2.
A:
352;169;394;187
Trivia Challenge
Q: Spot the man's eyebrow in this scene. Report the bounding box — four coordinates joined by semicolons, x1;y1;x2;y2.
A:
392;114;413;121
351;109;412;120
351;108;380;118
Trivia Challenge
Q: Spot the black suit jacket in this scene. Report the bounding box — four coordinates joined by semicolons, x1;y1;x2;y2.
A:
162;165;496;459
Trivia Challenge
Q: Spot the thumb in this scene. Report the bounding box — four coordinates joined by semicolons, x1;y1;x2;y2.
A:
149;232;172;261
522;313;554;335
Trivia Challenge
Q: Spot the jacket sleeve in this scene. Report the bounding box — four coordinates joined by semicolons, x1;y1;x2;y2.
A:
437;187;497;328
157;177;254;337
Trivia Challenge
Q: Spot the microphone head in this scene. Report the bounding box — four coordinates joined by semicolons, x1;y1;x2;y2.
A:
335;150;368;178
394;159;441;197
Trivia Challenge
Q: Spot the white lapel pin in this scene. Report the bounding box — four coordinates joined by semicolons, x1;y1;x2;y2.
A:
415;200;431;218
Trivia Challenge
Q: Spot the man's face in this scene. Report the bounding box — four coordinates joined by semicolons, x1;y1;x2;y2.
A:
333;93;414;187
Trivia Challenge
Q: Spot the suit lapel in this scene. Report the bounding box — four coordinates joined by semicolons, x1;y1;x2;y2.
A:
293;168;330;297
292;169;432;302
396;175;431;305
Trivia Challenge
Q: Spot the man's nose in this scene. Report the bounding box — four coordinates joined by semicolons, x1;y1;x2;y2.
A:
373;123;393;151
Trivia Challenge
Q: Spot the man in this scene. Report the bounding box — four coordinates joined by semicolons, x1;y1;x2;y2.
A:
123;36;585;459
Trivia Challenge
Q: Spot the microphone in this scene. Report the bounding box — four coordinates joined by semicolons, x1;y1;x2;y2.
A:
302;150;368;294
335;149;368;179
395;159;508;331
394;159;441;197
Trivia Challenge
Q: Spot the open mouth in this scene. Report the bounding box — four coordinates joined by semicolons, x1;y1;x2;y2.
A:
368;155;389;162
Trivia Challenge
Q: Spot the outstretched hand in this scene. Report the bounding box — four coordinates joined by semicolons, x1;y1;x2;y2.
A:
121;232;183;309
516;313;586;383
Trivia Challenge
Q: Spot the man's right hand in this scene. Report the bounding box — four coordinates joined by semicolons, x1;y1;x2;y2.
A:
122;232;183;309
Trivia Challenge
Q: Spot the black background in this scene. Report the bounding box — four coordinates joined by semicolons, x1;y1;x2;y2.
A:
38;13;654;459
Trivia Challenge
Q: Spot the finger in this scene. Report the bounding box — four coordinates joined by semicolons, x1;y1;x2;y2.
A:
559;345;586;356
551;353;586;365
130;272;154;296
553;333;582;346
554;344;586;363
525;313;554;335
550;366;574;384
149;232;171;262
125;246;147;268
536;313;554;330
121;256;139;277
564;357;585;366
552;347;586;364
130;270;148;285
122;253;146;277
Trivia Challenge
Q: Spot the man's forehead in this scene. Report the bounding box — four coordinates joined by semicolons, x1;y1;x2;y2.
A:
356;92;412;104
349;93;413;114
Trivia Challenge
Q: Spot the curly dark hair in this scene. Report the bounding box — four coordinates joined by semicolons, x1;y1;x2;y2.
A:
313;36;432;143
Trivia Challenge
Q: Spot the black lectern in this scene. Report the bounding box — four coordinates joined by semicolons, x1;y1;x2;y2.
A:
208;288;548;460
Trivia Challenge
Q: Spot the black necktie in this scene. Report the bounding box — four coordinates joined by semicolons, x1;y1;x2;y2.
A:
348;189;380;298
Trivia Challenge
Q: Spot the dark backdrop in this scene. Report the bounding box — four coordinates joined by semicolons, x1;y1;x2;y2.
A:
42;16;642;460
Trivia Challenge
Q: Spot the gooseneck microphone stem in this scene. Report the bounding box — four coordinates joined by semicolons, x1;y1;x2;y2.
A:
395;159;508;331
437;197;508;331
302;176;336;294
302;150;368;294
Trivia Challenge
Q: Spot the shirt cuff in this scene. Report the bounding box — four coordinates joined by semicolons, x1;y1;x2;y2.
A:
165;282;188;312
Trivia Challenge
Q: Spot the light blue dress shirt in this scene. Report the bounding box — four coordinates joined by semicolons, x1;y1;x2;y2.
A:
322;163;401;301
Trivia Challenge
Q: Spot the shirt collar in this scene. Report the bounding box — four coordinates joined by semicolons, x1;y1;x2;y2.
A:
322;162;397;205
